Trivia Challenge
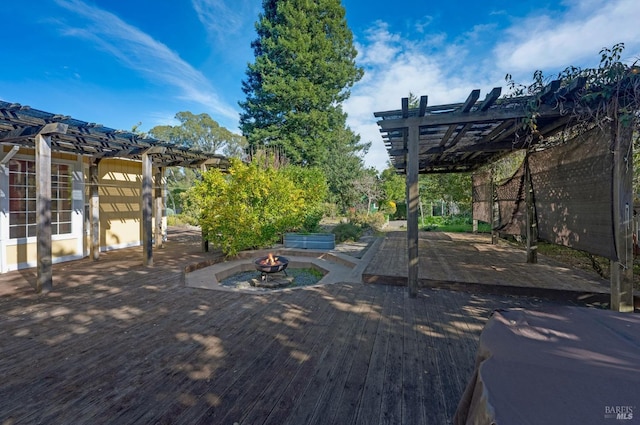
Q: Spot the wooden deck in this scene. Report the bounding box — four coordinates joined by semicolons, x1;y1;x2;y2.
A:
0;227;608;424
364;231;612;304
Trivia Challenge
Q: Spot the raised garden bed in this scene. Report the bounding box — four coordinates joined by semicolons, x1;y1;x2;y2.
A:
284;232;335;249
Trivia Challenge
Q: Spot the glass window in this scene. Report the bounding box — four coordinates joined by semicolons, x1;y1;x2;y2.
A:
8;159;73;238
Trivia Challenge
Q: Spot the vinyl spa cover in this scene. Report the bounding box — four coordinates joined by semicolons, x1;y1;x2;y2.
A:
454;306;640;424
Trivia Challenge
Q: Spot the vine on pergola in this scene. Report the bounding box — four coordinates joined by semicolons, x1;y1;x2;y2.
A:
505;43;640;143
500;43;640;191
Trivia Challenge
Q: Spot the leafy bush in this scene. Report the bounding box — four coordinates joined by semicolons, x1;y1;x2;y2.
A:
167;213;197;227
184;159;328;256
379;200;397;215
321;202;340;219
332;222;362;243
280;166;328;233
347;211;385;231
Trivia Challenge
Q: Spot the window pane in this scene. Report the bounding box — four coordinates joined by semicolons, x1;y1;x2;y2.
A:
9;159;74;239
58;211;72;222
58;222;71;234
58;188;70;200
9;212;26;225
60;199;72;210
10;226;26;239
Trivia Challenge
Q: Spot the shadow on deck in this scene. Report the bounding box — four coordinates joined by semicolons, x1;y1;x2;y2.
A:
0;226;620;424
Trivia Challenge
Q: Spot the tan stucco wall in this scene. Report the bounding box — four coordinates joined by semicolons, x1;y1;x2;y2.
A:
97;159;143;248
6;238;81;266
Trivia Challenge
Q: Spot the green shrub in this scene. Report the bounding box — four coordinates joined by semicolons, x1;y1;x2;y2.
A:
167;213;197;227
185;159;328;256
321;202;340;219
348;211;387;231
421;213;491;232
394;203;407;219
332;222;362;243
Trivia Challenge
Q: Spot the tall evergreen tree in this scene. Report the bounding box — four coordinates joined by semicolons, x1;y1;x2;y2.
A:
239;0;365;169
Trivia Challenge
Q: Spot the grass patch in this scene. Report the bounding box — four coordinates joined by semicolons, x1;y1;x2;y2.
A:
420;215;491;233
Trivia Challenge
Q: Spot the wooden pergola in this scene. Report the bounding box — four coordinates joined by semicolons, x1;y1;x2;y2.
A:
0;100;229;292
374;79;635;312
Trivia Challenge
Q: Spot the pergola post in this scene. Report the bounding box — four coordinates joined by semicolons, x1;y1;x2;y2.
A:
141;147;166;266
142;152;153;266
89;160;100;260
35;133;52;293
610;119;634;312
200;163;208;252
525;154;538;263
407;120;420;298
35;123;67;293
154;167;164;249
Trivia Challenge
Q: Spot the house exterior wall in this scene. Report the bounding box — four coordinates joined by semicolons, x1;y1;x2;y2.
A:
95;158;144;251
0;147;161;273
0;147;85;272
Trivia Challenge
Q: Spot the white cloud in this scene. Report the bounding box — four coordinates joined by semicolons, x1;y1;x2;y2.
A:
349;0;640;172
346;23;489;171
192;0;259;42
494;0;640;75
53;0;240;128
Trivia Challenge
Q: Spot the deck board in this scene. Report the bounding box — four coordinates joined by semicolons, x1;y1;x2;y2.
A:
0;226;607;425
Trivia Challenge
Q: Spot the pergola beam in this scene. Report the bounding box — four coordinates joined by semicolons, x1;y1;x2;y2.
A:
378;102;572;130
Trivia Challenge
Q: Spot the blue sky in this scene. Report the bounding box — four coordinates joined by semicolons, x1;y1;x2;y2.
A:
2;0;640;170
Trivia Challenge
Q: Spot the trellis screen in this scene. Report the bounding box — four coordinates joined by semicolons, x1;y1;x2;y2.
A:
529;126;615;259
472;171;492;224
471;126;616;259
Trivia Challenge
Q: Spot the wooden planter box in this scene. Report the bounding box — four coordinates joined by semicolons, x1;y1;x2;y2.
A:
284;233;335;249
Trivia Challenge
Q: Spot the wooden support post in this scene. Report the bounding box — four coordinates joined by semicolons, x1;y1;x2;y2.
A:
491;170;498;245
407;123;420;298
142;152;153;266
35;134;52;293
33;123;67;293
89;160;100;260
200;163;209;252
154;167;164;249
610;119;634;312
525;155;538;263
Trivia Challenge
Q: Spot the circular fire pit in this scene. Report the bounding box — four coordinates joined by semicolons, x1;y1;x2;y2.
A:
254;254;289;274
253;254;290;288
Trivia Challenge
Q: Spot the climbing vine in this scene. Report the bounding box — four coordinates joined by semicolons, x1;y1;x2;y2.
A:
505;43;640;140
503;43;640;193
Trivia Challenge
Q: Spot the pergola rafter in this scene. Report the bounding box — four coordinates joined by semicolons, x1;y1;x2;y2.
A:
375;80;587;174
0;101;230;169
